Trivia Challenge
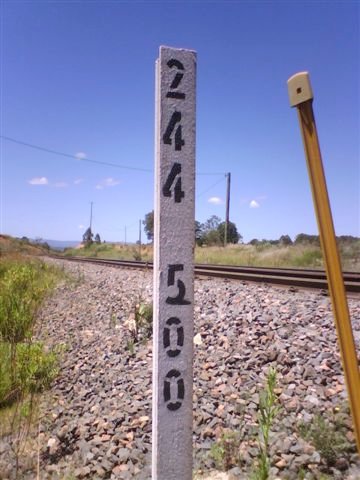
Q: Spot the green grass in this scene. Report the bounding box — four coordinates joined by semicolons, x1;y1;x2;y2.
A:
0;342;58;407
0;253;64;477
0;260;59;342
0;258;63;407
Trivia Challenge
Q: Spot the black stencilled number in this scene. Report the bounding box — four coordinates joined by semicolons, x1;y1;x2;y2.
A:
163;369;185;411
162;163;184;203
163;317;184;357
166;264;191;305
166;59;185;100
163;111;185;151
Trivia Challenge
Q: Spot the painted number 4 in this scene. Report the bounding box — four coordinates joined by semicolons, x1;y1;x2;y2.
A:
162;163;184;203
163;111;185;151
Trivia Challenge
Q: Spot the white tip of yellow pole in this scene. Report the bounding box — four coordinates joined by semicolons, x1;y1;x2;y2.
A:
287;71;314;107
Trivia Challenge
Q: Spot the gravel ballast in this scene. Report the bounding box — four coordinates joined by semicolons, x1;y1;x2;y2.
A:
1;258;360;479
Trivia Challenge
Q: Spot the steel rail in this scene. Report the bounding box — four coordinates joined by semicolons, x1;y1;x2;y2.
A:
52;255;360;292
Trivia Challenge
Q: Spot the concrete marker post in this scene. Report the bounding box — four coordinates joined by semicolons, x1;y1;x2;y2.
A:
288;71;360;453
152;46;196;479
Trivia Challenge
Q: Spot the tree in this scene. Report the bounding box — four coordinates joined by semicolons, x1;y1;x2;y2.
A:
217;221;241;244
295;233;319;245
95;233;101;244
205;229;221;246
82;227;93;246
195;221;206;246
203;215;221;234
143;210;154;242
279;234;292;246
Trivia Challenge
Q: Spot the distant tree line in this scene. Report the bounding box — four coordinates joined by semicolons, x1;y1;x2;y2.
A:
143;210;360;247
249;233;360;247
143;211;242;246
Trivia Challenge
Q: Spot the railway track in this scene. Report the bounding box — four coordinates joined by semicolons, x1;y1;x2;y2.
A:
53;256;360;293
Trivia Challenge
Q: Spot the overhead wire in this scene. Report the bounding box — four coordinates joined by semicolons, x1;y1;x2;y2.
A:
196;175;226;199
1;135;152;172
1;135;224;176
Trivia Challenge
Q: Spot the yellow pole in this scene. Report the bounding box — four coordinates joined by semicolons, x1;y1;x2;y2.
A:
287;72;360;454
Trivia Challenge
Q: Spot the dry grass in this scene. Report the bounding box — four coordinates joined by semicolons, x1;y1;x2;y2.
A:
63;241;360;271
64;242;153;262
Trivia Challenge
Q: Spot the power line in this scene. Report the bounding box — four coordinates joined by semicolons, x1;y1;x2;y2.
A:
1;135;152;172
196;176;226;199
1;135;224;176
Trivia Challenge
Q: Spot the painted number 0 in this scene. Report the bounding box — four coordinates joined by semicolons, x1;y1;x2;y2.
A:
163;369;185;411
163;317;184;357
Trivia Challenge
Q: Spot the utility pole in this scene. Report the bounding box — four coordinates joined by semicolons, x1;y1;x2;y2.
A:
89;201;93;231
139;219;142;260
224;172;231;246
124;226;127;245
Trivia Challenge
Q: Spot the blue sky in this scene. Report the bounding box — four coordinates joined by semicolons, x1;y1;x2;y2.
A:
1;0;359;243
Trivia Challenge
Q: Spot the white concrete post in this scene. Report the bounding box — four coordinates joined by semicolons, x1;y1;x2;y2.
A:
152;46;196;480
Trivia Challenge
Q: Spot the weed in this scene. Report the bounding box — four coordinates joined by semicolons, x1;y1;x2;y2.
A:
251;367;280;480
298;467;306;479
135;302;153;338
109;312;117;328
132;247;142;261
210;430;241;471
298;409;352;469
126;338;135;355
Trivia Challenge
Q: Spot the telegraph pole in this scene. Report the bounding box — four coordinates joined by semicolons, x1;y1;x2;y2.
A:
89;202;93;231
224;172;231;246
139;219;142;260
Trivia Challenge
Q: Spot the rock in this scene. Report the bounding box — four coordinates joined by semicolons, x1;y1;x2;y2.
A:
74;466;91;478
335;457;349;471
11;258;357;480
117;448;131;462
47;437;57;448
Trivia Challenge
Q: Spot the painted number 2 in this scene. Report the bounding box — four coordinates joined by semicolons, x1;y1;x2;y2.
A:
166;59;185;100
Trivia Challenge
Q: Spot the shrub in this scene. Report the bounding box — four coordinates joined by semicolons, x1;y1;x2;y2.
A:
298;411;352;468
0;342;58;407
210;430;241;471
0;265;38;343
0;259;61;407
